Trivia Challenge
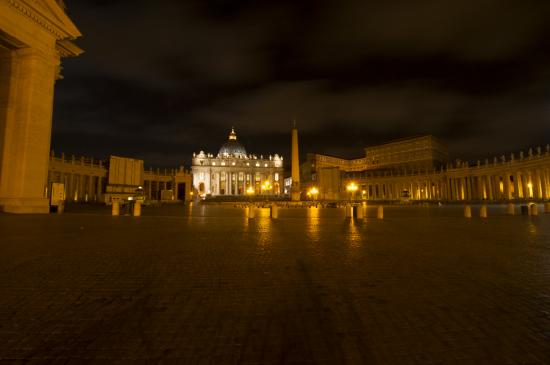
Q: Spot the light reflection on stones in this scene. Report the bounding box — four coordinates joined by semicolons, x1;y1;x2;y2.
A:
307;206;321;243
346;216;362;251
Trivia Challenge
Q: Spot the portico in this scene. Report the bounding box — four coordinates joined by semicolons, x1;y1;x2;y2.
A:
0;0;82;213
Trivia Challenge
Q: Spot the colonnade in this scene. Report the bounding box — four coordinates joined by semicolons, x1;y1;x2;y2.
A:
48;154;105;203
48;154;192;204
339;147;550;202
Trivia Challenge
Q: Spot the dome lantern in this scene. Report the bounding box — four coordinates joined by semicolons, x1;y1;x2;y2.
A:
219;127;247;158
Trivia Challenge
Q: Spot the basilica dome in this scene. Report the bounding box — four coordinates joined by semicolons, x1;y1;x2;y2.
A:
218;127;247;158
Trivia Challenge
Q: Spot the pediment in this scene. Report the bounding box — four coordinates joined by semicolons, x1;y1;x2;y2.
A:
9;0;82;40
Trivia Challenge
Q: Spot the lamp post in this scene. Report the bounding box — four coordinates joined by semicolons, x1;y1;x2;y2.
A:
246;185;255;202
307;186;319;201
261;181;272;201
346;182;358;203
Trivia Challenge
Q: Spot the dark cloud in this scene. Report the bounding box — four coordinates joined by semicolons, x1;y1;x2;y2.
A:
53;0;550;168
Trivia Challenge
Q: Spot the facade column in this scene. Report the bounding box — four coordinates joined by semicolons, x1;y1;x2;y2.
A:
520;172;528;199
476;176;483;200
72;174;78;201
451;177;460;201
486;175;493;201
533;169;542;199
513;172;521;199
87;174;93;202
540;169;548;199
97;176;103;202
0;48;59;213
505;173;512;200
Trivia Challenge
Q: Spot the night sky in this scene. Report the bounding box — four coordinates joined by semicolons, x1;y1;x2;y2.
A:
52;0;550;168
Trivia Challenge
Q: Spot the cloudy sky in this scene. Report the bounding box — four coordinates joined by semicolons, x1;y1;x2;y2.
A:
52;0;550;168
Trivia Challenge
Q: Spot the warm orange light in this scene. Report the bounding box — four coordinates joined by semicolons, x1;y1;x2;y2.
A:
307;187;319;199
346;182;358;192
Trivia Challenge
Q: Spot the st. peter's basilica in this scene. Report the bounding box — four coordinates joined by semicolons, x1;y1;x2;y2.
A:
191;128;284;197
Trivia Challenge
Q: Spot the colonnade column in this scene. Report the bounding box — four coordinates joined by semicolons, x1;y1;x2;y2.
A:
542;169;549;199
97;176;103;202
0;48;59;213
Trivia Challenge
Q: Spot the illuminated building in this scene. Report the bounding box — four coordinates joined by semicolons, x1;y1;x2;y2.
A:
303;136;550;202
191;128;284;197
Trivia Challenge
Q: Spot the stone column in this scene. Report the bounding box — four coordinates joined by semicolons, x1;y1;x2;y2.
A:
87;174;93;202
520;173;528;199
541;169;548;199
477;176;483;200
97;176;103;202
228;173;232;195
505;173;512;200
487;176;494;201
513;172;520;199
533;169;542;199
0;48;59;213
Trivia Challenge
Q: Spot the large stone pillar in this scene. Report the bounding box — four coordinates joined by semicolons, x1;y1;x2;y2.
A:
513;172;520;199
540;169;548;199
0;48;59;213
505;173;512;200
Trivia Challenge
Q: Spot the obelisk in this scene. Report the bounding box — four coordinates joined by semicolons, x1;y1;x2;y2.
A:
291;123;301;201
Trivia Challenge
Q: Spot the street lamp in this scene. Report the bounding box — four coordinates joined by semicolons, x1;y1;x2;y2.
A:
346;182;358;202
307;186;319;201
261;181;272;196
246;185;255;203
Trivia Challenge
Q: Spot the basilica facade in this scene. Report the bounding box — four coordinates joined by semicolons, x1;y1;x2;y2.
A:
192;128;284;197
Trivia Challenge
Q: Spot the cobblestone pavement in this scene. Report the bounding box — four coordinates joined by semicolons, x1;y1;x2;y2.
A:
0;204;549;364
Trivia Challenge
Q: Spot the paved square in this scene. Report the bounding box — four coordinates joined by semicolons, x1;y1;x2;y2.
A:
0;204;549;364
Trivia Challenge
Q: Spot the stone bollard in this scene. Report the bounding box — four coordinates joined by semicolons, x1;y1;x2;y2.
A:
133;200;141;217
271;204;278;219
479;205;488;218
247;205;256;219
356;205;363;219
464;205;472;218
345;204;353;218
377;205;384;219
529;203;538;216
112;200;120;216
506;203;515;215
544;202;550;214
